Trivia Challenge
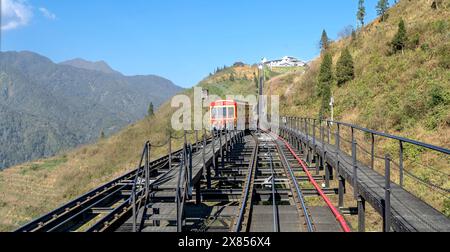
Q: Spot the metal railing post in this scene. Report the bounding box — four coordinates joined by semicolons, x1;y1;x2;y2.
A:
358;196;366;232
384;155;391;232
168;133;172;170
313;119;316;147
184;130;187;151
219;130;224;170
189;144;193;191
321;122;326;177
399;141;404;187
211;130;217;176
203;129;211;189
327;121;331;144
371;133;375;170
132;190;136;232
336;124;340;151
352;140;358;200
225;129;229;161
195;130;199;152
145;143;150;198
338;176;345;208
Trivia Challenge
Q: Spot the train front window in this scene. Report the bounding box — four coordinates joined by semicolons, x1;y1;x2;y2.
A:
212;107;227;119
227;107;235;119
211;108;218;120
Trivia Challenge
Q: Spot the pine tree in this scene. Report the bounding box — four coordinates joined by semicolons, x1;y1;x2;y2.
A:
376;0;389;22
148;102;154;117
391;19;408;54
317;53;334;118
320;30;330;51
336;48;355;86
357;0;366;28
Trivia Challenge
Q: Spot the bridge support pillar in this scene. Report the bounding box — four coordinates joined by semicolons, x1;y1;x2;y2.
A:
324;161;330;188
207;165;212;189
196;183;201;205
358;196;366;232
383;155;392;232
316;154;321;176
338;176;346;208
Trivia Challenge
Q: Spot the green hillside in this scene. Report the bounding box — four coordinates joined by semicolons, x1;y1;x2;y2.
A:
265;0;450;226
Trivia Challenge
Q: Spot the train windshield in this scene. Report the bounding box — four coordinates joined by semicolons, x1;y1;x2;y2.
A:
211;107;227;119
227;107;235;119
211;106;234;119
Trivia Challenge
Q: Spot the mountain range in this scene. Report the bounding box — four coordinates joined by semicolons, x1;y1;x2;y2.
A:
0;51;183;169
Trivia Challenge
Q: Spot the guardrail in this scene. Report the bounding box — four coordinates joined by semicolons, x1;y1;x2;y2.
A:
281;117;450;219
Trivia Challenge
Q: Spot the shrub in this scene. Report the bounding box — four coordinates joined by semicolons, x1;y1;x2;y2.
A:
420;43;430;51
391;19;408;54
437;44;450;69
433;20;448;34
428;85;450;108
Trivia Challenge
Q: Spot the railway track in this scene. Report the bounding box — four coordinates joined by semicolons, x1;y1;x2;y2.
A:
16;130;350;232
230;131;350;232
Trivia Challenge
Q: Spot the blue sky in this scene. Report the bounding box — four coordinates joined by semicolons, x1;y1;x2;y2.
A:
1;0;391;88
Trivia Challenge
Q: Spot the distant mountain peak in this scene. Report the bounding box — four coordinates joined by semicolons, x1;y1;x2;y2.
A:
59;58;121;75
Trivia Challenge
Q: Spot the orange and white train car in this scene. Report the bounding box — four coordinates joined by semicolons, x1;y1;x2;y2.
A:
210;100;251;131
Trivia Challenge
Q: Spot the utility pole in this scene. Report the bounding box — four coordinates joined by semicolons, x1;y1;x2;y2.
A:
258;60;265;132
329;96;334;124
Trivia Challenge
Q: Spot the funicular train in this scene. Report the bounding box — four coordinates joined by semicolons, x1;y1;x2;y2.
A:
210;100;251;131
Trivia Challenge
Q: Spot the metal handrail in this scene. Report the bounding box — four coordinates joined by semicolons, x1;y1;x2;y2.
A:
131;141;151;232
280;116;450;209
176;143;192;232
289;117;450;155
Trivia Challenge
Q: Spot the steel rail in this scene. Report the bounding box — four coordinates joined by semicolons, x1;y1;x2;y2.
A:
267;145;280;232
233;134;258;232
277;133;352;232
275;141;314;232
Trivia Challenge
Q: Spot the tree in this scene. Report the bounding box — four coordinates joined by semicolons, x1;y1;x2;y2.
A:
317;53;334;118
320;30;330;51
391;19;408;54
336;48;355;86
148;102;154;117
229;72;235;81
376;0;389;22
357;0;366;28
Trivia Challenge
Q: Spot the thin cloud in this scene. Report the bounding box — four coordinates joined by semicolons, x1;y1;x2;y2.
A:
1;0;33;31
39;7;56;20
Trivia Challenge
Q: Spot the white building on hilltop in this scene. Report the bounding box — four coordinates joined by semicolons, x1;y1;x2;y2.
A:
262;56;306;68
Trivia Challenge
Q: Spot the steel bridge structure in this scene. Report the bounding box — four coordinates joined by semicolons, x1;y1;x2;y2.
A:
15;119;450;232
